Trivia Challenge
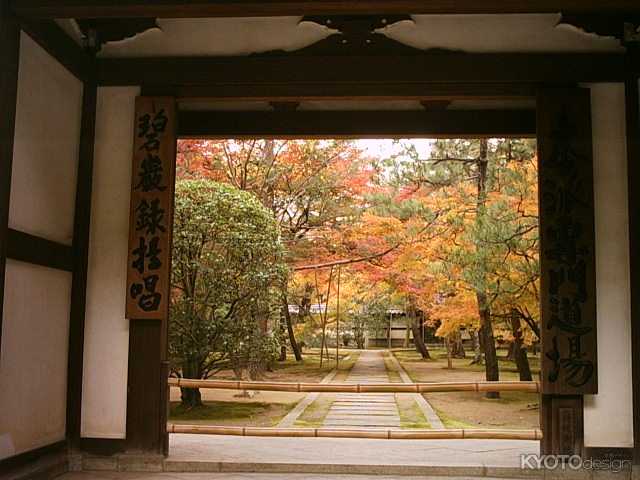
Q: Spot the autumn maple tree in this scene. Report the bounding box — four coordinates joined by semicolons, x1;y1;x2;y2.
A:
173;137;540;389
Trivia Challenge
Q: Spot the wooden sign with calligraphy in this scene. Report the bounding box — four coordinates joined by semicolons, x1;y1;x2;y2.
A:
538;88;598;395
126;97;176;320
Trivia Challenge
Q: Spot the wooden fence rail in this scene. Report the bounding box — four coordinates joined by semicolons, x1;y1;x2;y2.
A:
168;424;543;441
168;377;540;393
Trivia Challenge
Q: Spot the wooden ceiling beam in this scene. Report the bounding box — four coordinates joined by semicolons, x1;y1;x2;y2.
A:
11;0;640;19
142;83;539;101
177;109;537;138
20;19;93;80
97;52;625;87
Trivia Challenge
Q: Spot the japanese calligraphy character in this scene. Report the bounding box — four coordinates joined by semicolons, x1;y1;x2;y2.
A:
138;109;168;152
135;154;166;192
560;335;595;387
131;236;162;275
546;336;561;383
135;198;166;235
130;274;162;312
547;297;591;335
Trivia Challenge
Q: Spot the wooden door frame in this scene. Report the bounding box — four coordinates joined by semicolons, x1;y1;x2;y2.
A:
143;92;580;457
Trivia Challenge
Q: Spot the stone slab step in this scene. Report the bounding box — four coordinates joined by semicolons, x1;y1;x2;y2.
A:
324;417;401;422
323;421;401;427
327;408;398;412
331;400;397;404
328;408;397;413
326;411;399;416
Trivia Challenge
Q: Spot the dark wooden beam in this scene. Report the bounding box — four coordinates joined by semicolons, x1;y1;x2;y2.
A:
6;229;74;271
11;0;640;19
19;19;93;81
625;50;640;464
144;82;539;101
97;53;625;87
0;0;21;352
178;109;536;138
66;77;97;446
420;100;452;111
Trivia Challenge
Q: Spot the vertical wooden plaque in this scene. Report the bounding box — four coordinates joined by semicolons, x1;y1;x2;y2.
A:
538;88;598;395
126;97;176;320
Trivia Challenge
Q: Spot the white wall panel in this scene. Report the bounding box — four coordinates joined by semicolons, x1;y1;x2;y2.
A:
583;83;634;447
0;261;72;459
81;87;139;438
9;33;83;246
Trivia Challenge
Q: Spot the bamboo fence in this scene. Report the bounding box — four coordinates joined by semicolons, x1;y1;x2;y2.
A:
168;424;543;441
168;377;540;393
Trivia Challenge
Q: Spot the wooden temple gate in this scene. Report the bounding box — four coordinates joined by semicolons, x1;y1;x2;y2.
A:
0;0;639;473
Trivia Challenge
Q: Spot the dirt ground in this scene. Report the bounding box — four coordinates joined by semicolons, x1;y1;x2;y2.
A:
393;348;540;429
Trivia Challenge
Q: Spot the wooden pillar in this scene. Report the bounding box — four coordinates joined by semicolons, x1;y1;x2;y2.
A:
537;87;597;456
66;76;98;446
126;320;167;453
0;0;20;351
125;97;176;455
625;48;640;464
540;395;584;456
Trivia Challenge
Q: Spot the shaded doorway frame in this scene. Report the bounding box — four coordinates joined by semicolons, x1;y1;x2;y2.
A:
135;94;575;458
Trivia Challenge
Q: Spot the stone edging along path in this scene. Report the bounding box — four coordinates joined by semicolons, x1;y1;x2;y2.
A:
386;352;445;429
277;365;339;428
281;349;444;430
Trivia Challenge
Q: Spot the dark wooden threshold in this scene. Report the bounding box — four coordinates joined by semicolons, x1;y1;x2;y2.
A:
178;109;536;139
0;440;68;476
583;447;634;462
6;228;74;272
78;438;126;456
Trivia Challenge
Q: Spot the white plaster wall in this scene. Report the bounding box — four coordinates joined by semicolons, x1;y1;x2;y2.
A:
9;32;83;246
0;261;72;460
583;83;634;448
80;87;139;438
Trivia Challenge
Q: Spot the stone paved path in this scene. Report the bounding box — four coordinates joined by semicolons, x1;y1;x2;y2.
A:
323;350;401;429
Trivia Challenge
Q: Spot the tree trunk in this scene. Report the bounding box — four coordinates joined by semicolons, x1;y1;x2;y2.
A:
470;329;483;365
451;331;466;358
510;310;533;381
278;313;287;362
405;323;410;348
477;298;500;399
411;317;431;359
474;139;499;399
180;360;203;408
180;386;202;408
282;293;302;361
